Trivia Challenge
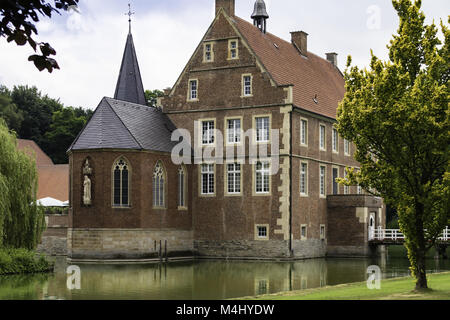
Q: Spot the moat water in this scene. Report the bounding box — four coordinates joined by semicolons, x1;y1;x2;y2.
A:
1;247;449;300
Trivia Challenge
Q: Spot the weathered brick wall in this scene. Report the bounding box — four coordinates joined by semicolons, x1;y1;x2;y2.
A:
68;229;194;260
70;151;193;230
292;239;327;259
194;240;291;259
327;195;384;257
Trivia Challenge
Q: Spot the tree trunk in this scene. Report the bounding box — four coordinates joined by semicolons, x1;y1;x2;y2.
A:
414;201;428;290
415;250;428;290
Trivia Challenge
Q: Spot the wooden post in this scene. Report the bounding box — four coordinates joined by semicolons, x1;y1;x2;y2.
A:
164;240;168;262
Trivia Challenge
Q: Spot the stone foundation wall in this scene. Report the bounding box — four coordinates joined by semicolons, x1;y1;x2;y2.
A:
37;214;69;256
326;245;371;257
68;228;194;260
292;239;327;259
194;240;291;259
37;235;67;256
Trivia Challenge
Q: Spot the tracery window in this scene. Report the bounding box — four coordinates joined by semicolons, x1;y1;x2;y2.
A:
153;161;165;208
113;158;130;207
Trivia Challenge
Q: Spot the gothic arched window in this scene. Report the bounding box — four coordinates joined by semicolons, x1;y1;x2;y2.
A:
178;166;187;208
153;161;165;208
113;158;130;207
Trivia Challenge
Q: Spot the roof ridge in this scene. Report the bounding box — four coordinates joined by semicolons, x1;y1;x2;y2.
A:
104;98;144;150
67;98;105;152
234;16;340;67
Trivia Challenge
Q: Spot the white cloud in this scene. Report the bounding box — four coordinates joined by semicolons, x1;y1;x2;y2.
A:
0;0;448;110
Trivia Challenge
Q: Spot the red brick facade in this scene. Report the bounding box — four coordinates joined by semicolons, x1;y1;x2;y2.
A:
67;0;385;260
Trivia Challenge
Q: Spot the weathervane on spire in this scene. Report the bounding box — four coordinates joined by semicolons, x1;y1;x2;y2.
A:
125;3;135;33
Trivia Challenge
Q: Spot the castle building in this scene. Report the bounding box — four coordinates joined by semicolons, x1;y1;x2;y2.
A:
67;0;385;261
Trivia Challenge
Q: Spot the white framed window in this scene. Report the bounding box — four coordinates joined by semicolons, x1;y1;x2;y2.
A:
357;185;363;194
255;161;270;194
320;225;326;240
201;120;215;145
227;162;241;195
301;225;308;240
300;119;308;146
319;124;326;150
320;165;326;197
113;158;130;207
188;79;198;101
255;224;269;240
344;139;350;156
332;128;339;153
226;118;242;145
178;166;187;209
242;74;252;97
255;116;270;143
203;42;214;62
201;164;215;195
228;39;239;59
153;161;165;208
300;162;308;196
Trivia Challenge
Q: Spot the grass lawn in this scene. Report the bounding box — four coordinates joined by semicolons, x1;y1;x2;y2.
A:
245;272;450;300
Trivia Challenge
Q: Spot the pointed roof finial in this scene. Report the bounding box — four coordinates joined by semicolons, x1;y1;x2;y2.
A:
125;3;135;34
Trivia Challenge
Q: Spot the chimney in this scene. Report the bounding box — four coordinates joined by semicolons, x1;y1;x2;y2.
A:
216;0;235;17
291;31;308;57
326;52;338;67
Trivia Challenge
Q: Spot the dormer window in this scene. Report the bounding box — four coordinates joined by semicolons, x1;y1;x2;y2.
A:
203;42;214;62
228;39;239;60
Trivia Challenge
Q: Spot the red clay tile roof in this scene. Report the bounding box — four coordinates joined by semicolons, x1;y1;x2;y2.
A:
234;16;345;119
36;165;69;202
17;139;68;202
17;139;54;166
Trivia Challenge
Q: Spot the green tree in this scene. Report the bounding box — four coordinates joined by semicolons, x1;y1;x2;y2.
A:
145;89;164;107
9;85;63;149
0;91;23;133
0;119;45;250
0;0;79;72
337;0;449;290
44;107;89;163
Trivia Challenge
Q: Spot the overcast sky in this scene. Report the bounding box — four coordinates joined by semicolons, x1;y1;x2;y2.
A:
0;0;448;109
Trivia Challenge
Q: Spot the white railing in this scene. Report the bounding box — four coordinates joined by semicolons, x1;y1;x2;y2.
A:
440;227;450;241
369;227;449;242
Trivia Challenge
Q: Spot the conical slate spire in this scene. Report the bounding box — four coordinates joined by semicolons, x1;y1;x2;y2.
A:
114;31;146;105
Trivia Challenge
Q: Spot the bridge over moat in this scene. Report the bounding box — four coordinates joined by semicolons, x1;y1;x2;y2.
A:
369;227;449;258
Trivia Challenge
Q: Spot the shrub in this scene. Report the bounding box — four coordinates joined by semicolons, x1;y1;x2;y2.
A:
0;248;52;275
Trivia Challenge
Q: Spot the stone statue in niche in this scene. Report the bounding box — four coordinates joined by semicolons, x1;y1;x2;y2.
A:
82;159;93;206
83;175;92;206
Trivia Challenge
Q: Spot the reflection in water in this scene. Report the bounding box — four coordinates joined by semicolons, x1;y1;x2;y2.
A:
0;250;449;300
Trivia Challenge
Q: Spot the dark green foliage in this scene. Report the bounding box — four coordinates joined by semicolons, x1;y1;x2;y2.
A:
145;89;164;107
9;85;62;147
44;207;68;215
0;248;52;275
0;92;23;133
44;107;90;163
0;84;93;164
0;0;79;72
